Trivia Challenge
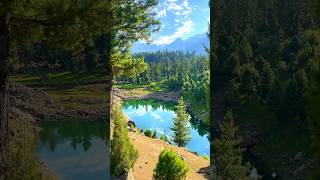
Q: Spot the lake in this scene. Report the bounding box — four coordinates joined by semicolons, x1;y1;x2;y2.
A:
122;99;210;156
37;121;109;180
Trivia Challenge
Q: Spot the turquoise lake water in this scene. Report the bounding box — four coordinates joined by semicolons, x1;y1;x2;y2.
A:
122;99;210;156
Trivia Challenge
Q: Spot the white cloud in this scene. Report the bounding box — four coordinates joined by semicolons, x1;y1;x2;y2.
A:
148;0;194;45
150;112;165;122
156;8;167;18
167;2;183;11
135;108;146;116
166;0;191;17
181;0;192;16
154;20;193;45
167;0;178;3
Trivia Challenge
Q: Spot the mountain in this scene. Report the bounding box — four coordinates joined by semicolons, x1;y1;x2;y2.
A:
132;33;209;55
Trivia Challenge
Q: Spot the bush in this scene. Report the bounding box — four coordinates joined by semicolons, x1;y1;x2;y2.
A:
159;134;169;142
152;130;157;138
144;129;153;137
111;103;138;176
154;149;189;180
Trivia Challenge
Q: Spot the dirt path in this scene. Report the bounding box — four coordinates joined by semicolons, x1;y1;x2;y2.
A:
129;132;209;180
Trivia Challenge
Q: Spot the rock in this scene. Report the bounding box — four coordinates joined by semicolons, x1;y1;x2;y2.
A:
294;152;303;162
272;172;277;178
293;160;315;176
293;164;307;176
250;167;261;180
127;120;136;128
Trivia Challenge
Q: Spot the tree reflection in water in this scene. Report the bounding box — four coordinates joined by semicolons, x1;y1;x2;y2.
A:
39;121;108;152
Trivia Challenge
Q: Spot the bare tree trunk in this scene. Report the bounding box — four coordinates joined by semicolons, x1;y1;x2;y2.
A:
105;1;112;179
0;14;10;180
105;31;112;180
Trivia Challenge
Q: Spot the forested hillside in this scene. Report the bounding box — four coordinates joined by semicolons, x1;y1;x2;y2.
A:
115;51;210;124
212;0;320;179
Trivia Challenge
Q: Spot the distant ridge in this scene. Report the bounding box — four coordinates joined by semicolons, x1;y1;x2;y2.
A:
132;33;209;55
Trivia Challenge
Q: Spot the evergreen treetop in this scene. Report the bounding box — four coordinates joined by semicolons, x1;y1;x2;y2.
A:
171;97;191;147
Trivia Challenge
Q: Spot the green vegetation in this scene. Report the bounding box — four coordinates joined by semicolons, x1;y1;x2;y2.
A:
159;134;169;142
111;103;138;176
171;97;191;147
10;65;107;87
153;149;189;180
201;155;210;161
115;51;210;123
213;110;251;180
115;81;167;92
2;0;159;177
144;129;153;138
306;55;320;179
152;130;157;138
211;0;320;177
143;129;157;139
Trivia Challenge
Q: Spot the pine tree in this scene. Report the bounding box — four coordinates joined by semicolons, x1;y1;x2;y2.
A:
110;103;138;177
213;110;251;180
306;59;320;179
1;1;114;177
171;97;191;147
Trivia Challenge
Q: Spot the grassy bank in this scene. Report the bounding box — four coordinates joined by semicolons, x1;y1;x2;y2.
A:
11;68;108;110
10;66;107;87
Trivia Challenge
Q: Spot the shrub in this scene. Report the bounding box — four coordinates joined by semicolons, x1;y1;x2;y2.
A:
159;134;168;142
111;103;138;176
154;149;189;180
152;130;157;138
144;129;153;137
202;155;209;160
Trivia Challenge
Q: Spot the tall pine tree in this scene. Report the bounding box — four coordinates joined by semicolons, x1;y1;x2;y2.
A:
213;110;251;180
171;97;191;147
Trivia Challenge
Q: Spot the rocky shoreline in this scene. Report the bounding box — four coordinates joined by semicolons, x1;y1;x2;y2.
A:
113;87;181;103
9;83;107;121
9;84;182;122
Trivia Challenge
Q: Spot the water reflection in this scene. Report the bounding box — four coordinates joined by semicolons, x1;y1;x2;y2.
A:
37;121;108;180
122;99;210;156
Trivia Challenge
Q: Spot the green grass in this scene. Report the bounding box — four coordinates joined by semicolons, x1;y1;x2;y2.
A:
11;66;109;109
44;83;108;109
10;65;107;87
114;81;167;92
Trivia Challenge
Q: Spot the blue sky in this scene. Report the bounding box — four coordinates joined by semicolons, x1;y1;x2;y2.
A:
148;0;210;45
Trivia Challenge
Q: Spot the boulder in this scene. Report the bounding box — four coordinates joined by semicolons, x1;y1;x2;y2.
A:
127;120;136;128
111;169;134;180
293;152;303;162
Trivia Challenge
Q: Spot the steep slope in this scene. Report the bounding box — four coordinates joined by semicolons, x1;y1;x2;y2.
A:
129;132;209;180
